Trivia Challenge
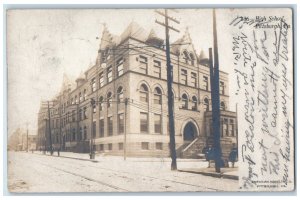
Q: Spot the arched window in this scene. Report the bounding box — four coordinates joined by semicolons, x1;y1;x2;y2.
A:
181;94;188;109
153;87;162;105
99;96;104;111
183;50;189;64
139;84;148;103
192;96;197;111
107;92;112;108
79;92;82;103
204;98;209;111
220;101;226;110
117;87;124;103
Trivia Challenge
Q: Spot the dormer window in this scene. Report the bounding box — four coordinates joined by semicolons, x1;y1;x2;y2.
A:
183;51;189;64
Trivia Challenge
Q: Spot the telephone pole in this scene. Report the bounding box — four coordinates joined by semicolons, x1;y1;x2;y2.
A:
47;101;53;155
90;98;96;159
209;9;222;173
155;9;180;170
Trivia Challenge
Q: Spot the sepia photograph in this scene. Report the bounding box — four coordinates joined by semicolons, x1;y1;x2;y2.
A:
6;7;294;193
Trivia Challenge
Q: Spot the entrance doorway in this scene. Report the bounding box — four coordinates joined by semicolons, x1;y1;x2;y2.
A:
183;122;197;141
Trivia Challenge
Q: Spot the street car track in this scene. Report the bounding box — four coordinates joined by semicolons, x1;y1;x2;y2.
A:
34;153;220;191
35;160;130;192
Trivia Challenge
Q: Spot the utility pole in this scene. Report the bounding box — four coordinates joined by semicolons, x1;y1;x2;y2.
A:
209;9;222;173
26;122;29;152
44;119;47;154
155;9;180;170
90;98;96;159
124;98;128;161
47;101;53;155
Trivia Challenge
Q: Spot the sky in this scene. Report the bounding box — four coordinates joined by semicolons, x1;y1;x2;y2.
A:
7;9;237;135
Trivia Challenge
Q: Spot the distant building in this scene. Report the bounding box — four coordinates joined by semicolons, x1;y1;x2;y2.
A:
37;22;237;158
8;128;37;151
8;128;23;151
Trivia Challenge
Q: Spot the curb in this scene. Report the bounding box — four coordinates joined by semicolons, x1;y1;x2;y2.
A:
178;169;239;180
33;152;99;163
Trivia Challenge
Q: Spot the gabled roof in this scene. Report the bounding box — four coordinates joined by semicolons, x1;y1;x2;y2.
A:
119;21;148;44
146;29;164;47
59;73;74;94
170;27;196;56
76;71;85;81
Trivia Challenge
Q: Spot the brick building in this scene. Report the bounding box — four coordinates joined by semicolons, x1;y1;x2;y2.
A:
37;22;237;158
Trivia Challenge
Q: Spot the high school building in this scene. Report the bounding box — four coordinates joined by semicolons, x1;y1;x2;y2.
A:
37;22;237;158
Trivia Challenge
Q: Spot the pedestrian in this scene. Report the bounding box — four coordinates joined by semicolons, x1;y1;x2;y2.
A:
229;144;238;168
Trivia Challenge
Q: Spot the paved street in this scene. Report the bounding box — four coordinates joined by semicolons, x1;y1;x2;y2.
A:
8;151;238;193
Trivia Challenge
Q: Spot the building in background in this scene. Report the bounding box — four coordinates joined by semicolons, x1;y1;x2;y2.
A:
37;22;237;158
8;128;37;151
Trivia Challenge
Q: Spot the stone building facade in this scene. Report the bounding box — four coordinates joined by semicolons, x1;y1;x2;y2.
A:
37;22;237;158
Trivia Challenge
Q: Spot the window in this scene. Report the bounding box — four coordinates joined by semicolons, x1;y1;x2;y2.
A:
192;96;197;111
83;89;87;101
72;129;76;141
83;126;87;140
117;58;124;77
220;101;226;110
118;143;123;150
100;144;104;151
91;78;96;92
92;121;96;138
79;127;82;141
107;66;113;83
71;98;74;105
140;112;148;133
79;92;82;102
92;98;96;113
204;98;209;111
223;118;229;136
230;119;235;136
153;60;161;78
66;112;70;123
118;113;124;134
108;143;112;150
203;76;208;91
183;51;189;64
181;94;188;109
108;116;113;136
190;53;195;66
99;96;104;111
72;110;76;122
79;109;82;121
139;84;148;103
220;81;225;95
117;87;124;103
75;95;78;104
107;92;112;108
154;114;162;134
99;119;104;137
156;142;163;150
181;69;187;85
141;142;149;150
99;72;104;87
83;107;87;119
139;56;148;74
153;87;162;105
191;72;197;87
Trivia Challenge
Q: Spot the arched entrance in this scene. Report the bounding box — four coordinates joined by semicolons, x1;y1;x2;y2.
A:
183;122;198;141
